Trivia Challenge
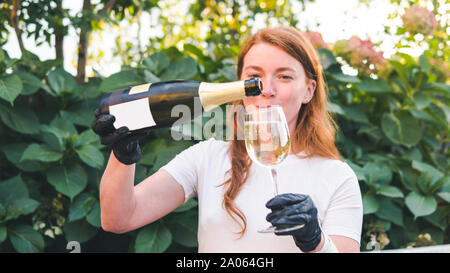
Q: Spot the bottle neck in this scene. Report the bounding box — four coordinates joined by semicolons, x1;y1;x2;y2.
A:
198;81;246;112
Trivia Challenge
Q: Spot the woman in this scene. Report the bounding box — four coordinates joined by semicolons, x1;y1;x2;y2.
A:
92;27;363;253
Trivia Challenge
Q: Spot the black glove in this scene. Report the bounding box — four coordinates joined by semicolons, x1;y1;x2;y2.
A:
91;108;147;165
266;193;322;252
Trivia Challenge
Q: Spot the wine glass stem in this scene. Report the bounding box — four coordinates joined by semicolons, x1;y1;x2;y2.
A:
270;168;279;196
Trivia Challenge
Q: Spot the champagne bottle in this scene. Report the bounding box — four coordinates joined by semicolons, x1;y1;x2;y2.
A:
98;78;262;132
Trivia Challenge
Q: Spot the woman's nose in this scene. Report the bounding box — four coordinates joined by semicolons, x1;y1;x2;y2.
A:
261;79;275;97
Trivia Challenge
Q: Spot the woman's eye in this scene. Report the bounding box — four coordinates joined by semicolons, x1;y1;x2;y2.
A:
247;74;260;78
280;75;293;80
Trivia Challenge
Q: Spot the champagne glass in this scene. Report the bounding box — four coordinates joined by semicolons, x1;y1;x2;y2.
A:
244;105;305;233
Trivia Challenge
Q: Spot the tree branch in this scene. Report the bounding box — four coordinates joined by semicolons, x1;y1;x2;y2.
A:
76;0;91;84
76;0;117;84
10;0;25;54
100;0;116;14
55;0;64;61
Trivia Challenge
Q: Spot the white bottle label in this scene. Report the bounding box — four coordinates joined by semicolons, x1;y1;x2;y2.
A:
109;97;157;130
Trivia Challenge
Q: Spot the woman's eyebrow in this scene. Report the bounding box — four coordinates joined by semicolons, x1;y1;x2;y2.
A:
243;66;296;73
243;65;263;72
275;67;296;73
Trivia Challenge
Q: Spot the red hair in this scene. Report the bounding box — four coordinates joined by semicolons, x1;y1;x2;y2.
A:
221;27;341;237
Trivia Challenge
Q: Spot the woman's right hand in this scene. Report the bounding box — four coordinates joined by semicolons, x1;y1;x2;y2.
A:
91;108;147;165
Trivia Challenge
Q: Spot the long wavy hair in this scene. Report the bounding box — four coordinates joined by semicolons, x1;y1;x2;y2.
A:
221;27;341;238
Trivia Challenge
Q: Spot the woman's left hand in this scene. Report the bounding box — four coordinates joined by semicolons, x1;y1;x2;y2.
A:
265;193;322;252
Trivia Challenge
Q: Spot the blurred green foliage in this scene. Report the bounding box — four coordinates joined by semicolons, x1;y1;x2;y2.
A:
0;0;448;252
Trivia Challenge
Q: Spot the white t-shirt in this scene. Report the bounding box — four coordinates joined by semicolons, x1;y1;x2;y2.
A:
161;138;363;253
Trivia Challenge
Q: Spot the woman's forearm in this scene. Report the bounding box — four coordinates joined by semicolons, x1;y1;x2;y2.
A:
99;151;137;233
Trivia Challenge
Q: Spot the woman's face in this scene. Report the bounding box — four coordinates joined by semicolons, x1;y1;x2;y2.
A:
241;42;316;134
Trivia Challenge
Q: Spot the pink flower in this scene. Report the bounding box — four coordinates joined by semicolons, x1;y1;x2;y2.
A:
332;36;387;77
401;5;438;35
430;58;450;79
304;31;328;50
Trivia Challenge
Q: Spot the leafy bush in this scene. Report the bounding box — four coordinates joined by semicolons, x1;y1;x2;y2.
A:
320;47;449;249
0;36;448;252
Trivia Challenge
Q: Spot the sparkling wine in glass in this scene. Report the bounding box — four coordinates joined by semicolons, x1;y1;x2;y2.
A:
244;105;305;233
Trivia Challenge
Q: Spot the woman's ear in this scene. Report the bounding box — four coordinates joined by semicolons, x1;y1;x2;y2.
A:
302;79;316;104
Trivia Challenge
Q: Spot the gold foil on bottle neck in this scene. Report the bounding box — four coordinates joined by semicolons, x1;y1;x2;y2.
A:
198;81;246;112
129;83;152;95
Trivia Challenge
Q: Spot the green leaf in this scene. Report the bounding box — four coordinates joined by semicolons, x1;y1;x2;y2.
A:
217;65;236;81
139;138;168;166
0;74;22;105
151;141;194;172
412;161;444;186
143;52;170;75
167;210;198;247
47;67;77;95
317;48;337;70
20;143;63;163
0;175;29;204
326;102;345;115
0;224;6;243
3;198;40;222
63;220;97;244
375;198;404;226
143;56;157;72
173;198;198;213
86;201;101;228
376;185;404;198
362;194;379;215
68;193;96;222
184;43;205;59
159;57;198;81
362;162;392;185
74;130;99;149
396;167;418;192
0;143;44;172
408;108;437;125
15;70;49;96
341;105;370;124
357;125;382;141
75;144;105;169
426;103;448;128
405;191;437;218
75;80;103;100
421;82;449;95
144;70;160;83
8;224;44;253
346;160;366;182
40;124;70;139
424;208;447;231
328;72;359;83
46;164;87;200
390;60;411;89
354;78;390;94
381;111;422;147
134;222;172;253
60;107;95;128
40;124;68;150
0;102;40;134
50;115;77;135
99;70;143;93
437;192;450;203
418;54;431;72
413;92;431;109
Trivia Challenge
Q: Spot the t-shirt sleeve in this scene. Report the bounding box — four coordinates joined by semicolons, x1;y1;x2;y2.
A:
321;163;363;245
160;140;208;203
